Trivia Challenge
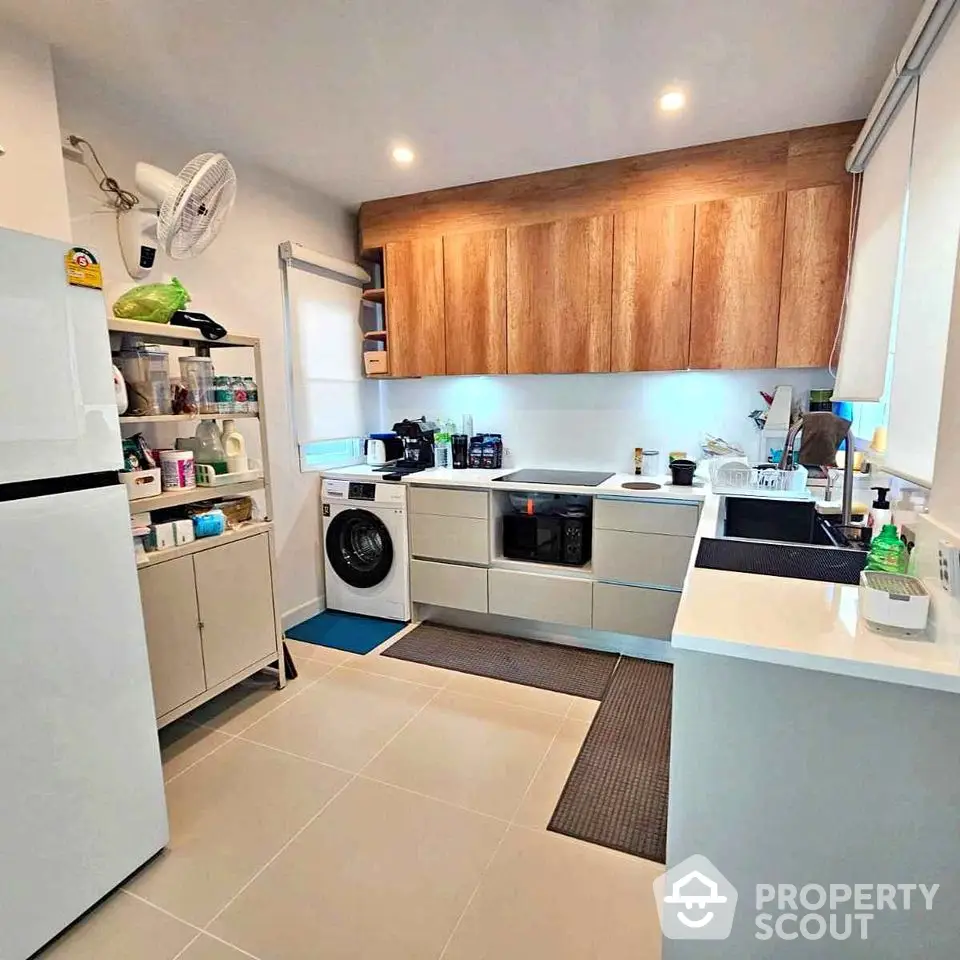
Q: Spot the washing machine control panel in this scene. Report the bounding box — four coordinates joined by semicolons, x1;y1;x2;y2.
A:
322;479;408;507
348;482;376;501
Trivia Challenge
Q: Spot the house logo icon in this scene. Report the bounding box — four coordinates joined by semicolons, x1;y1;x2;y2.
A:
653;854;738;940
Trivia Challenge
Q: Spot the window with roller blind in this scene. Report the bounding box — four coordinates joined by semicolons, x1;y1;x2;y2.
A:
885;11;960;486
285;261;372;471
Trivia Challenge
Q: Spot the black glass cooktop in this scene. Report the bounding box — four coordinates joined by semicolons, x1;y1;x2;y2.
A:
493;469;614;487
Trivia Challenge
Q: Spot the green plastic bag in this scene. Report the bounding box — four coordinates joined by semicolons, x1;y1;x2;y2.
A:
112;277;190;325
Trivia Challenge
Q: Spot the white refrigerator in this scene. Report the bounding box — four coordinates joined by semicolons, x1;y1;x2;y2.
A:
0;227;168;958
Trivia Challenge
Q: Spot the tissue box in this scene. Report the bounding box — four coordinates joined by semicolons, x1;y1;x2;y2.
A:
150;522;176;552
173;519;195;546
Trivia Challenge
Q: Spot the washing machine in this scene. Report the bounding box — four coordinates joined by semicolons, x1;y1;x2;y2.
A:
321;478;410;621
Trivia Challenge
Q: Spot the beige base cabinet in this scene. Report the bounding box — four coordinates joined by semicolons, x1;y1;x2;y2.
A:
138;531;280;725
411;559;488;612
488;568;593;629
592;582;681;640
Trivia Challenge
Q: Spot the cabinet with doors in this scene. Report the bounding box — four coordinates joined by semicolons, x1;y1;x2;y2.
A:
361;125;855;378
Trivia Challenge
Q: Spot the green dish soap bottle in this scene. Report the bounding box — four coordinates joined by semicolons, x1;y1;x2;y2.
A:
865;523;908;573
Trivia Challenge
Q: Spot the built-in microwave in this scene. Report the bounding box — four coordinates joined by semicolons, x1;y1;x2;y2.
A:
502;513;591;566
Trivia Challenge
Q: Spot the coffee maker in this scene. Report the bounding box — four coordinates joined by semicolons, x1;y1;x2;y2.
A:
378;418;436;475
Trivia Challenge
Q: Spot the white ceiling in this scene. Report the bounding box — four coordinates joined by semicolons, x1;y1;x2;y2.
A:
2;0;923;206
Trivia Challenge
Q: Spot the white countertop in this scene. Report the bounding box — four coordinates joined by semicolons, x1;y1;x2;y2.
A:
673;492;960;694
322;462;960;693
322;464;707;501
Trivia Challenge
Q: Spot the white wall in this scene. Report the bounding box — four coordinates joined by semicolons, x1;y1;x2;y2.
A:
378;368;833;472
0;21;70;240
52;57;356;625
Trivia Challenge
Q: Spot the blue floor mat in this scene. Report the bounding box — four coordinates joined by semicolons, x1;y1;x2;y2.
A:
285;610;406;655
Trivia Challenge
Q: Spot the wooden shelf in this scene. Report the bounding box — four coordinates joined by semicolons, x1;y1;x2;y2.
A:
136;521;272;568
361;288;386;304
108;317;258;348
127;478;265;514
120;412;260;424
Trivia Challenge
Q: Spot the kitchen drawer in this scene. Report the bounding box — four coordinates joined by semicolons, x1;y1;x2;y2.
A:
594;497;699;536
410;513;490;564
488;568;593;628
410;486;489;519
411;559;488;613
593;529;693;589
593;581;680;640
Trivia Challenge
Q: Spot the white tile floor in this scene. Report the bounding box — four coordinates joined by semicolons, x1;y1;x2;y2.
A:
39;635;664;960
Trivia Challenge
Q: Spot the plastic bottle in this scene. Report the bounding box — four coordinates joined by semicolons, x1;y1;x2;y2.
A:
867;486;893;530
435;421;451;469
865;523;908;573
220;419;248;474
194;420;228;476
231;376;248;414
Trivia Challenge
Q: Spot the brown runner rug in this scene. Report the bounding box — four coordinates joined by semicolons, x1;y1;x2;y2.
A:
549;657;673;863
381;622;618;700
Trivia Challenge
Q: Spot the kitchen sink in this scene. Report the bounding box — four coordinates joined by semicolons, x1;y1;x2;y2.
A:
695;496;868;585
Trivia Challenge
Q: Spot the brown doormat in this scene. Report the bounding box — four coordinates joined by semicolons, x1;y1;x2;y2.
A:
381;622;618;700
549;657;673;863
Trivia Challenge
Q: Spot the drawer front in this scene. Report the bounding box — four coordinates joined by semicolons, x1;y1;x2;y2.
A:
410;513;490;564
411;559;488;612
593;529;693;589
410;486;489;519
593;581;680;640
594;498;699;536
488;568;593;628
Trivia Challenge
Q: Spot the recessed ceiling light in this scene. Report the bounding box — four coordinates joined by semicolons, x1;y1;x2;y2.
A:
392;145;415;166
659;90;686;112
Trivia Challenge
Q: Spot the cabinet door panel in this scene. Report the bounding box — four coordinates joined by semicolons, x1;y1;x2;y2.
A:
194;534;278;688
138;557;205;719
777;183;852;368
690;194;786;369
613;204;694;371
385;238;445;377
507;215;613;373
444;230;506;375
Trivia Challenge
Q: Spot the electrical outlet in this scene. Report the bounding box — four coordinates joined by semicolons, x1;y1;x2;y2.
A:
61;137;84;164
937;540;960;597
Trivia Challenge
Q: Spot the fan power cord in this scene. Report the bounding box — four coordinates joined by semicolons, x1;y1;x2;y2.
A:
67;134;139;211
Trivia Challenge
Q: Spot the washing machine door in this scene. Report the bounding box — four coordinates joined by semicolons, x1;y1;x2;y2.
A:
325;508;395;589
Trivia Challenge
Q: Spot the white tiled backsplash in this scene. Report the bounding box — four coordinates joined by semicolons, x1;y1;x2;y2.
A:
376;368;833;473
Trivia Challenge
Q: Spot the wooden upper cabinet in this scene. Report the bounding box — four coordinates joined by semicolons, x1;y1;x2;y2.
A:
384;238;445;377
443;230;507;375
612;205;694;371
690;193;786;369
777;183;853;368
506;215;613;374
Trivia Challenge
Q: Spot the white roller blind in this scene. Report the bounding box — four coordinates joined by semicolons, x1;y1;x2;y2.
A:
833;86;916;401
287;263;365;445
886;11;960;485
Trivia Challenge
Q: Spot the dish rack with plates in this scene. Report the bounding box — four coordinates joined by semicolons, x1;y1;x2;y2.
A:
708;458;810;499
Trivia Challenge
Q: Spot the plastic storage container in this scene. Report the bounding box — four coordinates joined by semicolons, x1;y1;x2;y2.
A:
179;356;217;414
119;346;172;416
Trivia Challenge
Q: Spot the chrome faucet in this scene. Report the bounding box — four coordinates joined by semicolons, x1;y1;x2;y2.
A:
778;420;854;525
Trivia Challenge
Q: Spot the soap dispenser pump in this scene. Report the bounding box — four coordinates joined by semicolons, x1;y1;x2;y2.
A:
868;486;893;530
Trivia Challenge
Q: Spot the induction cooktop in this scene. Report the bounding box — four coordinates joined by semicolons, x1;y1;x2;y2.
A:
493;469;614;487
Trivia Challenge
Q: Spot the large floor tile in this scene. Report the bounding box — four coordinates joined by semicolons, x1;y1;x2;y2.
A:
364;691;563;818
343;650;455;687
444;670;575;716
513;718;590;829
567;696;601;722
179;934;255;960
158;720;232;782
185;660;333;735
443;826;664;960
284;638;361;667
38;890;195;960
240;667;437;771
210;777;506;960
127;739;350;926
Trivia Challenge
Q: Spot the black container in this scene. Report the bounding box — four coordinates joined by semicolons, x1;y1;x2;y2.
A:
670;458;697;486
451;434;469;469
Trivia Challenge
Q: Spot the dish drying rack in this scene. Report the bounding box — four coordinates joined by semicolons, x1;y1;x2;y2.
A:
708;458;811;499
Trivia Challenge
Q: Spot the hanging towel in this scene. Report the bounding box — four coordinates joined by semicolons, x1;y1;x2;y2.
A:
798;412;853;467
